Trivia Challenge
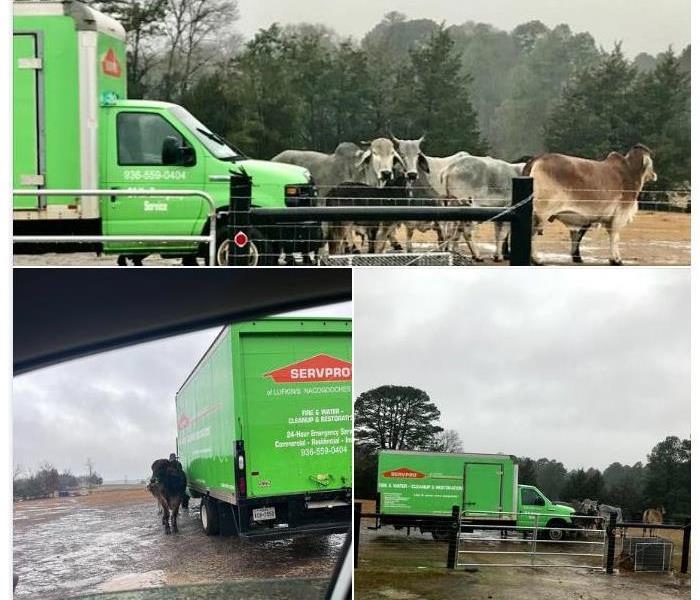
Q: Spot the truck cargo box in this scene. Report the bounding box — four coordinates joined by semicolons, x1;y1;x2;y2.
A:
378;450;518;521
176;318;352;538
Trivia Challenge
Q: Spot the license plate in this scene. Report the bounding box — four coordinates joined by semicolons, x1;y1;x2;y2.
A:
252;507;276;521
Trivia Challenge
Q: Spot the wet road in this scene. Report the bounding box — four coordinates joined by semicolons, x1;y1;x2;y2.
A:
13;490;345;599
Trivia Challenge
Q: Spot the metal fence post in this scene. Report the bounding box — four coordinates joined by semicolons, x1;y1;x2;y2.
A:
681;519;690;574
354;502;361;568
447;505;460;569
228;172;252;266
509;176;533;266
606;513;617;574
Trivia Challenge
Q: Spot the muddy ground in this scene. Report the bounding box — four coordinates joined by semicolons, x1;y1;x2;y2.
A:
12;211;690;267
13;486;346;599
354;516;690;600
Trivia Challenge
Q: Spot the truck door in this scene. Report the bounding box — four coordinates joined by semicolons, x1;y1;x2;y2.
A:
462;463;504;517
13;33;43;209
519;486;547;531
102;109;207;249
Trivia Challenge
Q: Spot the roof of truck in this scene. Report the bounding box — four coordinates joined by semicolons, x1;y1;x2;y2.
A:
14;1;126;41
175;318;351;399
379;449;517;461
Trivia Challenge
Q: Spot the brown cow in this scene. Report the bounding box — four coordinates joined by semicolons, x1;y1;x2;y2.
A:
525;145;657;265
642;507;665;537
147;457;187;534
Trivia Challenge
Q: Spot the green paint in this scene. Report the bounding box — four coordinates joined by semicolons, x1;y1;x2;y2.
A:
12;33;39;208
378;450;573;529
13;2;312;256
177;318;352;501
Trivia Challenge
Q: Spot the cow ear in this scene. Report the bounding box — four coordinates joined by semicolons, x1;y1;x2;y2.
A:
418;153;430;173
356;149;372;169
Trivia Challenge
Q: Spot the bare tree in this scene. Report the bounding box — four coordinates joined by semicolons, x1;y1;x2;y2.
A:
430;429;464;453
161;0;239;99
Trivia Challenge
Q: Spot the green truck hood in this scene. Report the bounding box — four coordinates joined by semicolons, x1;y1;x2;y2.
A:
234;158;311;186
552;503;576;516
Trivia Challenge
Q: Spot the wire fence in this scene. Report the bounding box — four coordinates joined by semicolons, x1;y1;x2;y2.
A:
227;181;690;267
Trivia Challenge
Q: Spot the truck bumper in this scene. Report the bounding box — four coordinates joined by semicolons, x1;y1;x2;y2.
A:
237;489;351;539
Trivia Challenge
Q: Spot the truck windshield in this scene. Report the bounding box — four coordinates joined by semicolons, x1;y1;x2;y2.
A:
168;106;244;161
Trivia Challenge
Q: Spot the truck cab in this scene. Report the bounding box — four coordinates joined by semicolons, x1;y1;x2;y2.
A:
13;0;319;264
517;484;575;540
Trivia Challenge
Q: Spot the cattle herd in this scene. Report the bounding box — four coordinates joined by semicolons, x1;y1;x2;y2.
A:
272;137;658;265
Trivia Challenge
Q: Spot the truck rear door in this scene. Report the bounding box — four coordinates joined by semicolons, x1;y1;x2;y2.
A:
13;33;43;209
238;330;352;499
462;462;504;517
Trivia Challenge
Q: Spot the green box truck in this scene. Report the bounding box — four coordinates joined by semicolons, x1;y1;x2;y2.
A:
13;0;320;264
377;450;575;541
176;318;352;539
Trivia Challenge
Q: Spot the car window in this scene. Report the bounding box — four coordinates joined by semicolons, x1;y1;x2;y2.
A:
117;112;193;166
521;488;543;506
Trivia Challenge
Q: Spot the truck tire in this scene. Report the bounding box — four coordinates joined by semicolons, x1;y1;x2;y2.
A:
213;228;275;266
200;497;220;536
545;519;567;541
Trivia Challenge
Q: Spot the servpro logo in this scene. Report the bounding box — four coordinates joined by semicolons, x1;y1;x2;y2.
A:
383;468;426;479
265;354;352;383
102;48;122;77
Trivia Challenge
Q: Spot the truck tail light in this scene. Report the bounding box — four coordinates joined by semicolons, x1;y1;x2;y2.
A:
235;440;247;499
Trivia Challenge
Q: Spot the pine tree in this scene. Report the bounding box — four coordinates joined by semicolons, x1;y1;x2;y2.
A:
393;27;487;155
544;44;639;158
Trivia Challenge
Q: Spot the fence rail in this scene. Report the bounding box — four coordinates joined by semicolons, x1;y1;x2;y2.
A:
227;177;534;266
12;189;218;266
355;504;690;575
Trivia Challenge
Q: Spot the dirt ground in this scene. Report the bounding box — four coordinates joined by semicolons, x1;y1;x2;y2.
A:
12;210;690;266
354;516;690;600
13;486;346;599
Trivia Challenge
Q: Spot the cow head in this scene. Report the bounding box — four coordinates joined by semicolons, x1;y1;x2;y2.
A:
357;138;406;188
391;135;430;184
627;144;657;184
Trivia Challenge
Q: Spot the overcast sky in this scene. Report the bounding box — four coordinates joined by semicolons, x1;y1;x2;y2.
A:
13;302;351;481
354;269;689;471
236;0;689;57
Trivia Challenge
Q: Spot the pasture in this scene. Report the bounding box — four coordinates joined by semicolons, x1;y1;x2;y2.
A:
13;486;345;599
354;506;690;600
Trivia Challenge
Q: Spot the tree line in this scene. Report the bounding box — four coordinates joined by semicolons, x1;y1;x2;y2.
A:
88;3;690;194
354;385;690;521
13;459;104;500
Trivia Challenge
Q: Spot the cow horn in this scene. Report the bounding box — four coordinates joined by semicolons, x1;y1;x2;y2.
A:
418;134;426;144
389;132;400;145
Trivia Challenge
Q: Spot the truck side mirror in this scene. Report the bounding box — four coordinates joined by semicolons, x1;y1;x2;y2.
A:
162;136;181;165
181;145;195;167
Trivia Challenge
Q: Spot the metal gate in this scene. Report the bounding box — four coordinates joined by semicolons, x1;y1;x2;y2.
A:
455;511;608;570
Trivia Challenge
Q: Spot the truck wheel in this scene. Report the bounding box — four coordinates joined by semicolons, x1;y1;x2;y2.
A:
200;497;220;536
545;519;566;541
214;228;274;266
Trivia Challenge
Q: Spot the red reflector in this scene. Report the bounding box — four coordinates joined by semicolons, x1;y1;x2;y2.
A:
233;231;248;248
238;477;246;495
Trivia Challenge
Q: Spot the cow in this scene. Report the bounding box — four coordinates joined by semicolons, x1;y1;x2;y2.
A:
524;144;657;265
325;174;411;254
391;136;522;261
147;456;187;534
271;142;364;196
642;507;665;537
440;155;523;261
324;138;407;254
389;135;468;252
